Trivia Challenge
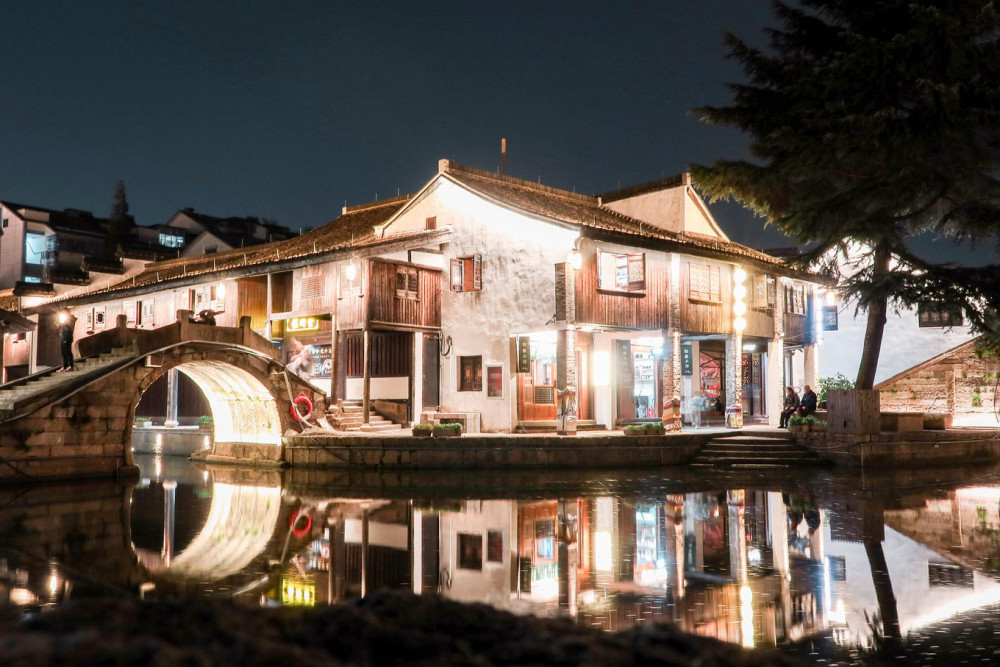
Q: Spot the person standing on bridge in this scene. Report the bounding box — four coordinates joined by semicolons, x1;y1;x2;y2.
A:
56;308;77;372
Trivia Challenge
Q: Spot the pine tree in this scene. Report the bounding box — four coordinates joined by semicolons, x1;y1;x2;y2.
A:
105;180;131;257
691;0;1000;388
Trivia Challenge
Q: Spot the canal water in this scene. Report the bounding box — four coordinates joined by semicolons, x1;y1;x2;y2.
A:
4;452;1000;664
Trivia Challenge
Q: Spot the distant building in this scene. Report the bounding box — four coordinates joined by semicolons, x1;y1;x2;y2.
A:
135;208;297;257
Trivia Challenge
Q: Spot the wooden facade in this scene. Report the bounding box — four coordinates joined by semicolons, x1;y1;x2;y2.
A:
678;257;732;335
368;259;441;330
237;276;268;330
574;241;669;329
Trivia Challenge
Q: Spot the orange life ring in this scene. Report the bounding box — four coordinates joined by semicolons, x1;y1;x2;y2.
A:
291;395;313;421
290;511;312;538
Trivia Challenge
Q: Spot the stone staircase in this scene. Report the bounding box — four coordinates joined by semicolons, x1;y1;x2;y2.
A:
0;348;135;413
689;431;828;468
328;401;405;433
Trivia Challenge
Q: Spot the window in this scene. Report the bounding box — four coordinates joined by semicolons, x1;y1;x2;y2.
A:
689;263;721;302
2;218;7;228
425;216;437;230
487;531;504;563
450;254;482;292
459;356;482;391
918;303;964;328
158;232;185;248
458;533;483;570
139;301;154;326
204;245;217;254
597;250;645;293
785;284;807;315
486;364;504;398
395;266;419;299
23;276;41;284
24;233;46;265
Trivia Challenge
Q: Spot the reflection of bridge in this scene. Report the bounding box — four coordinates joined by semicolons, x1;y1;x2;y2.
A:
0;312;325;482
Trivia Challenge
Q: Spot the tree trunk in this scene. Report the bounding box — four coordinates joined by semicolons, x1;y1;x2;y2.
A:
855;240;891;389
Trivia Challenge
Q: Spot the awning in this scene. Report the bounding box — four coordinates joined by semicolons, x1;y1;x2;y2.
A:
0;309;36;334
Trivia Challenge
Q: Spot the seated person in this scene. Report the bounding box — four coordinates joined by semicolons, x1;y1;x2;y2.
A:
798;385;818;416
780;386;799;428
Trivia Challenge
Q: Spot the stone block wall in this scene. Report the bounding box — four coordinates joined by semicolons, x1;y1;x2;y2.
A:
877;343;1000;426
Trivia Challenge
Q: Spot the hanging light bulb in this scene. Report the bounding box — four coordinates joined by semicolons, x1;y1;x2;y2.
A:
566;250;582;271
733;302;747;316
345;260;357;281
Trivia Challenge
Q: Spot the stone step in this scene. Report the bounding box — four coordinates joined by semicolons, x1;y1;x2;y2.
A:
691;456;826;466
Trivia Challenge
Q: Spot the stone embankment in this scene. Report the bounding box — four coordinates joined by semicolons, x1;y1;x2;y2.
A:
0;591;803;666
282;431;716;469
797;428;1000;467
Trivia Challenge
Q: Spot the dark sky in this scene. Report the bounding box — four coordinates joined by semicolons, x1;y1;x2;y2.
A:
0;2;991;263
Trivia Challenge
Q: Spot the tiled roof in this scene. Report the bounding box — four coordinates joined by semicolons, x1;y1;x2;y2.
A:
43;196;413;305
442;163;821;277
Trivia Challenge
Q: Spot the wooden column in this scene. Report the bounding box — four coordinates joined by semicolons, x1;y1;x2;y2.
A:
362;327;371;427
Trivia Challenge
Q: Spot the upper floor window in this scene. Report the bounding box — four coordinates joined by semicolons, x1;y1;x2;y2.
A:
203;245;218;255
785;284;807;315
598;250;645;293
451;254;482;292
159;232;185;248
750;274;776;309
688;263;721;302
24;233;46;265
395;266;419;299
918;303;964;328
425;216;437;230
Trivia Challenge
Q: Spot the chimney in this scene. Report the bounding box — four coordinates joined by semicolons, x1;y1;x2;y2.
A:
438;159;450;174
501;138;507;175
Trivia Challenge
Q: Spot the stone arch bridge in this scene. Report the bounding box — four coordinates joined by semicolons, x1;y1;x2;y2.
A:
0;312;326;483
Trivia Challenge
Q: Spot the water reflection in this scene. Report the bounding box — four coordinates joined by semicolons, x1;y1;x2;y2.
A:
5;455;1000;656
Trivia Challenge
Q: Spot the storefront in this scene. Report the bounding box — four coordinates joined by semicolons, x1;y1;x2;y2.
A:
515;332;592;424
273;315;334;396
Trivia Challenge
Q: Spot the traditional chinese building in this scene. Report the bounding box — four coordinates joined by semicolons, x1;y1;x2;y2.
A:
13;159;831;430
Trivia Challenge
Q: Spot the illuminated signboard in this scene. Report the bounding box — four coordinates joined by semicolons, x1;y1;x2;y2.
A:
286;317;320;333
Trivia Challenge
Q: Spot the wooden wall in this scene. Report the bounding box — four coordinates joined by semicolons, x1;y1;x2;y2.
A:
678;257;732;335
574;241;669;329
367;259;441;329
237;276;268;330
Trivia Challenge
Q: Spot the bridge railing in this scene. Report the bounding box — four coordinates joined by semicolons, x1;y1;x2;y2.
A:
76;311;282;361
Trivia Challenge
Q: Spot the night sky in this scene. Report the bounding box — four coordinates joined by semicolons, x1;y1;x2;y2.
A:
0;2;991;263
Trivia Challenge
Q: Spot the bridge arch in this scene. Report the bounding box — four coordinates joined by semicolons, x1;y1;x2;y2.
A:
0;316;326;481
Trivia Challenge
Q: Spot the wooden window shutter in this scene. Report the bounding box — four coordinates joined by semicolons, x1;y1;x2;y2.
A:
396;267;408;298
450;258;463;291
709;267;721;302
627;254;645;291
408;268;419;295
473;254;482;290
425;216;437;230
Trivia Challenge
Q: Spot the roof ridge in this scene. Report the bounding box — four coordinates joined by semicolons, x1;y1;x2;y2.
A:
598;174;691;202
444;162;596;205
343;193;414;214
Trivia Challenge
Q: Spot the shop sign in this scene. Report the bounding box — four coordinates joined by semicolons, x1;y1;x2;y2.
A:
287;317;320;333
517;336;531;373
307;343;333;378
680;343;693;376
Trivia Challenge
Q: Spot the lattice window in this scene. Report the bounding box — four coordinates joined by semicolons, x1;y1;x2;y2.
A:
395;266;419;299
300;275;327;300
689;263;721;302
918;303;964;328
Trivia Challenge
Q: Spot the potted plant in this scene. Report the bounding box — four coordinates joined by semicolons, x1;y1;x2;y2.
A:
808;416;827;433
412;423;434;438
433;423;463;438
197;415;214;430
624;422;666;437
788;416;810;433
134;416;152;428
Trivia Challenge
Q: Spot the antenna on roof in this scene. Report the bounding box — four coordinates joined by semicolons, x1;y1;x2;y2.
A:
501;138;507;175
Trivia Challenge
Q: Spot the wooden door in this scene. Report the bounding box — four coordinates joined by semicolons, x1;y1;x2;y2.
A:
616;339;635;421
422;334;440;410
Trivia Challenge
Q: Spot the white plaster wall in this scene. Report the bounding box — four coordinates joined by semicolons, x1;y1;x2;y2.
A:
345;377;408;401
0;206;26;289
388;178;578;431
818;303;974;385
438;500;516;609
603;188;686;234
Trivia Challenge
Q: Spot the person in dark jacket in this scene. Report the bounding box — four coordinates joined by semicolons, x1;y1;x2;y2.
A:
57;309;76;372
780;386;799;428
799;385;818;416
